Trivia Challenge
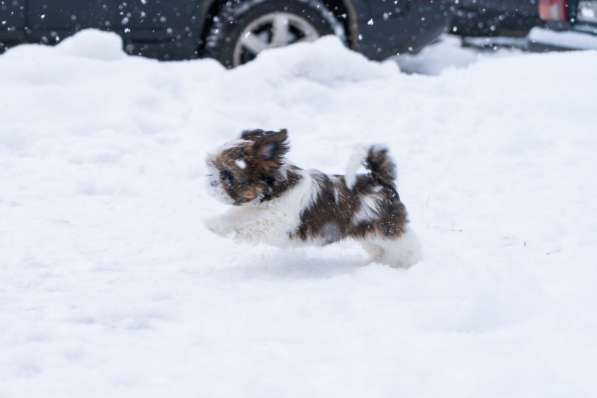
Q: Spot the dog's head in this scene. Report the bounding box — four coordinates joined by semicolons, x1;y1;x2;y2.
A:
206;129;289;205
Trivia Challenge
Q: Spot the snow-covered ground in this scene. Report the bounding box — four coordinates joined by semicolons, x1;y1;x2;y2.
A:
1;30;596;397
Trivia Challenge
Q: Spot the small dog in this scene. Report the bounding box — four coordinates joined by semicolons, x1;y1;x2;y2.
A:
205;129;421;268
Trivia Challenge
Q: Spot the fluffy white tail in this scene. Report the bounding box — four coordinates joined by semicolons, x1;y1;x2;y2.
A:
345;144;397;189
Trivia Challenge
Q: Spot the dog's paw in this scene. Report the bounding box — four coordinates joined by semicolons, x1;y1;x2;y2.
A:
203;216;232;238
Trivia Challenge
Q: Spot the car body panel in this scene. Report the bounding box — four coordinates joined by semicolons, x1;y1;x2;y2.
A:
357;0;451;59
21;0;204;58
457;0;538;15
0;0;26;43
26;0;108;42
451;0;542;36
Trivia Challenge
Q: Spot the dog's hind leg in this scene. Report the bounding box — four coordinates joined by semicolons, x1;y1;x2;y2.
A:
359;241;385;264
361;228;422;268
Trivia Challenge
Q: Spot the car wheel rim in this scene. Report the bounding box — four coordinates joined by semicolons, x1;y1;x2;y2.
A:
233;12;320;66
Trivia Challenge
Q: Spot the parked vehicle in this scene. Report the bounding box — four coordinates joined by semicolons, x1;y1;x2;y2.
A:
529;0;597;49
0;0;452;67
450;0;542;37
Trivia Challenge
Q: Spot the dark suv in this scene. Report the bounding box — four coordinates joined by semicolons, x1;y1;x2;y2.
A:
0;0;451;67
450;0;541;37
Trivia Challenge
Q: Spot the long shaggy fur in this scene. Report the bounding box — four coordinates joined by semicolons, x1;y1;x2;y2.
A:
205;129;421;268
365;144;397;188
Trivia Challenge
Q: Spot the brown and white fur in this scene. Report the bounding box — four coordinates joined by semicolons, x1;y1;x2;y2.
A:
205;129;421;268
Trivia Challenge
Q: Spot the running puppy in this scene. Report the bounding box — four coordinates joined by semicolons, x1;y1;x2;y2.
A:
205;129;421;268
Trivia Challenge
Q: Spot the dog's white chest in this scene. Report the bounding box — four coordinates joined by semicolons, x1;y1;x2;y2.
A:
208;171;318;246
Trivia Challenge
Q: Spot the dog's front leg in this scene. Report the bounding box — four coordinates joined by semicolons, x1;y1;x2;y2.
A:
204;212;237;238
204;208;265;242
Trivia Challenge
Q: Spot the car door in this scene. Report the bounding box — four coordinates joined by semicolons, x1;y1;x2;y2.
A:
26;0;108;44
26;0;199;58
102;0;200;58
106;1;199;43
1;0;26;44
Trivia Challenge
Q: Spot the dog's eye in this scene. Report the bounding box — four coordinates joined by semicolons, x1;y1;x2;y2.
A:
220;170;235;185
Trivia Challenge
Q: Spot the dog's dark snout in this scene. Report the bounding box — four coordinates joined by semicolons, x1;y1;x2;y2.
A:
220;170;234;184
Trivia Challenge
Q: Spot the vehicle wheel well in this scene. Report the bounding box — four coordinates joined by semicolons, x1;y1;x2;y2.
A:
199;0;357;54
320;0;358;47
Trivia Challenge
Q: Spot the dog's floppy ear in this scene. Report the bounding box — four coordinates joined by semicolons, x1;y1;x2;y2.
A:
241;129;289;168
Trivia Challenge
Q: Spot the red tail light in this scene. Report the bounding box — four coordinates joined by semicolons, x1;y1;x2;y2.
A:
539;0;568;21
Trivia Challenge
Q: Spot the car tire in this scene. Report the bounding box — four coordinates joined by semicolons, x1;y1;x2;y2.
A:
205;0;345;68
